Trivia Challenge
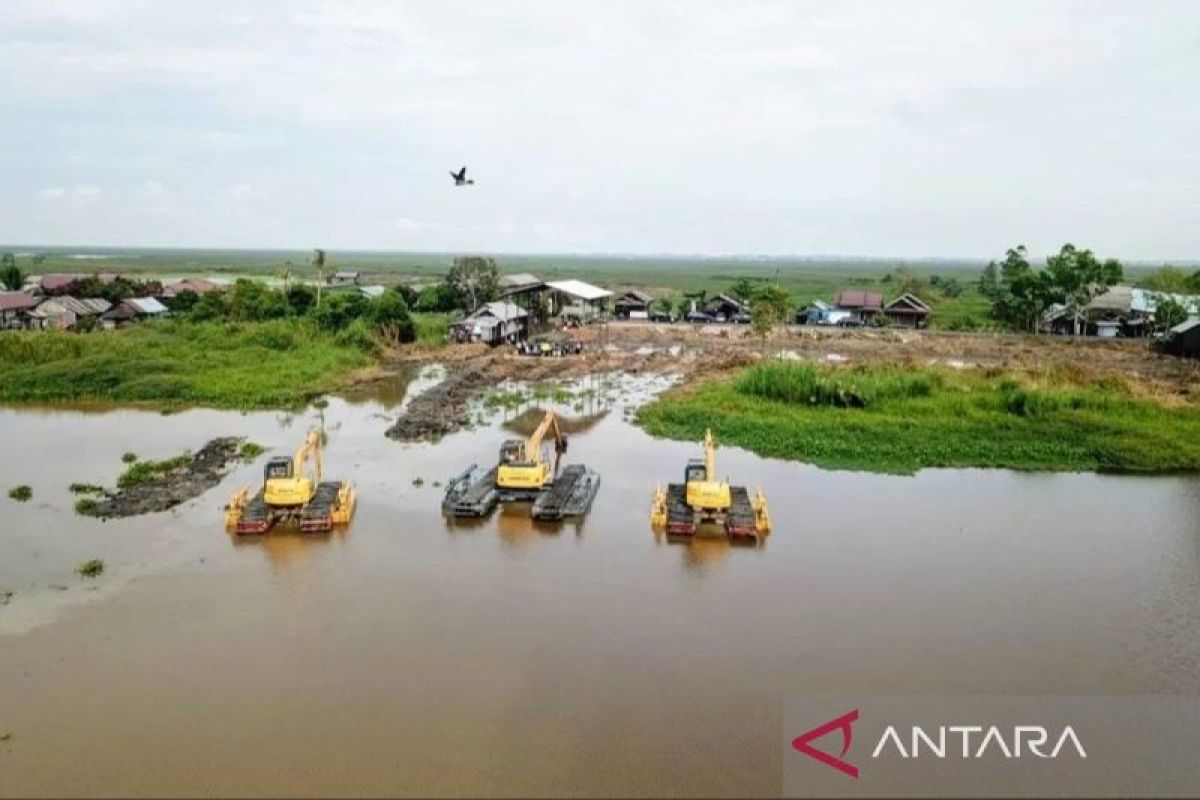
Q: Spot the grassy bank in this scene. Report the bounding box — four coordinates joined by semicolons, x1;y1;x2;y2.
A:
0;319;375;409
637;361;1200;474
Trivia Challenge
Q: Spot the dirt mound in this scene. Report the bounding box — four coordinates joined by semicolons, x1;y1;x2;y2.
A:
79;437;248;519
385;358;498;441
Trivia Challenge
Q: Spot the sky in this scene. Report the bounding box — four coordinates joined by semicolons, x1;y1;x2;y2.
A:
2;1;1198;260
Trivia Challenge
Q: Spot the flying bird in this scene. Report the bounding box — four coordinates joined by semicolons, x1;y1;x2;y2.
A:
449;166;474;186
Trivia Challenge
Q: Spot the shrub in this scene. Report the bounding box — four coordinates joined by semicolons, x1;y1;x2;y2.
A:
76;559;105;578
734;362;938;408
121;452;138;464
8;485;32;502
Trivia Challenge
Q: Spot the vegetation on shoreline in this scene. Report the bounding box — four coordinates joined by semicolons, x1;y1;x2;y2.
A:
8;485;32;502
637;361;1200;474
0;319;375;409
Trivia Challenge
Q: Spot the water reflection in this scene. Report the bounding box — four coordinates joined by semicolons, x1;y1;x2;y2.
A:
228;525;347;570
657;528;765;575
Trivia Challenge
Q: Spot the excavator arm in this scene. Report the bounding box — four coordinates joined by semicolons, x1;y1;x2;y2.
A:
527;410;566;463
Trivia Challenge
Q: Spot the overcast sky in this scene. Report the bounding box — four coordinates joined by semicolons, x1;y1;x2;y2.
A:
2;1;1197;260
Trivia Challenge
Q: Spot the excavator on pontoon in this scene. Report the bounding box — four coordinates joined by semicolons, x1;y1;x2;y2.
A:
650;428;770;540
225;428;356;534
443;409;600;521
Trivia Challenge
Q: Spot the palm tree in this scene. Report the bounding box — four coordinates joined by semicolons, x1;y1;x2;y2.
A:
311;249;326;307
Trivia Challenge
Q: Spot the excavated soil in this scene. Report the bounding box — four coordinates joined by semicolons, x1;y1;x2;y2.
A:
377;322;1200;441
79;437;248;519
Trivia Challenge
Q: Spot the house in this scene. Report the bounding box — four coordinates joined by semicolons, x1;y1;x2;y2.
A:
328;271;361;287
613;290;652;320
30;296;112;330
450;302;529;345
499;273;543;293
833;290;883;323
1159;319;1200;359
703;293;749;323
883;293;932;328
0;291;39;329
100;297;167;329
38;273;119;295
545;279;612;319
161;278;222;297
1039;286;1200;337
802;299;831;325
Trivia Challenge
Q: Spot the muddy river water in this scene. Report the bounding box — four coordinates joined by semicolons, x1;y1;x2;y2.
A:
1;369;1199;797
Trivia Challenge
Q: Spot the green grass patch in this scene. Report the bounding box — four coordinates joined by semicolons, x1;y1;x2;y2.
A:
69;483;105;495
117;454;191;488
76;559;105;578
74;497;98;515
413;312;452;345
239;441;265;459
121;452;138;464
8;485;32;502
0;319;375;410
638;361;1200;474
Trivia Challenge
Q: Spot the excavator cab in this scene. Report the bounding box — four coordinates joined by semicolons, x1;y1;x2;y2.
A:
498;439;526;465
684;459;707;484
264;457;293;479
496;410;567;497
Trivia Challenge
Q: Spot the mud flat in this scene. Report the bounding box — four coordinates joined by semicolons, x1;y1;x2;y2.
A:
77;437;250;518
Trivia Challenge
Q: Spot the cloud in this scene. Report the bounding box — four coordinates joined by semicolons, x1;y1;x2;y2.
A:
1;1;1198;258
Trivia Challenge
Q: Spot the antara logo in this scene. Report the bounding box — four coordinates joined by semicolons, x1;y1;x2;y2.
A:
793;710;1087;779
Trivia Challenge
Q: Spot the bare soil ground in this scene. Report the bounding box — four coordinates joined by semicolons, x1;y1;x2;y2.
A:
370;323;1200;441
78;438;248;518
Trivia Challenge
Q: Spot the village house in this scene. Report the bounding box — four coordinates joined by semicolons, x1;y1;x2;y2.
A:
1160;319;1200;359
327;271;361;287
450;301;529;346
613;290;652;320
0;291;39;329
100;297;168;329
883;293;932;328
545;279;612;323
497;273;549;321
802;299;854;326
30;296;112;330
833;289;884;324
1041;285;1200;337
161;278;223;298
702;293;749;323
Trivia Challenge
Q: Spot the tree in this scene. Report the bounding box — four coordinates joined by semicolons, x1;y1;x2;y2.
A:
414;282;458;312
0;253;22;290
729;277;761;305
750;284;793;352
937;277;964;298
189;291;228;321
979;260;1002;301
1142;265;1190;293
165;289;199;313
370;289;416;343
982;246;1050;332
650;295;675;318
1154;296;1188;331
1044;243;1123;336
286;284;317;316
447;256;499;313
891;267;926;295
312;291;369;331
311;249;326;307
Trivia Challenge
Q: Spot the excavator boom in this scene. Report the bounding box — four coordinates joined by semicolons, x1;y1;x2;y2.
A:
496;409;567;494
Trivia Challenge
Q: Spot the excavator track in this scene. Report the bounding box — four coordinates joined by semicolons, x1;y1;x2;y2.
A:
235;491;273;534
531;464;600;521
664;483;697;535
725;486;758;539
442;465;500;517
299;481;342;532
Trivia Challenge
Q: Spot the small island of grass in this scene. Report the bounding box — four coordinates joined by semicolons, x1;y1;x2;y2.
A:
637;360;1200;474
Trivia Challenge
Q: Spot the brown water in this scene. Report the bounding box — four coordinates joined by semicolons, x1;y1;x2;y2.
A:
1;373;1199;797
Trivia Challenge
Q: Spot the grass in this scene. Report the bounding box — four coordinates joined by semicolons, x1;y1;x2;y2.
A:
8;485;32;502
69;483;105;494
413;312;452;345
239;441;265;459
121;452;138;464
76;559;105;578
0;318;374;409
117;454;191;488
74;497;98;515
638;360;1200;474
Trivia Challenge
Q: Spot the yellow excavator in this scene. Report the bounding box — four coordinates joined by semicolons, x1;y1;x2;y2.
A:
496;409;567;500
443;408;600;520
225;428;356;534
651;428;770;539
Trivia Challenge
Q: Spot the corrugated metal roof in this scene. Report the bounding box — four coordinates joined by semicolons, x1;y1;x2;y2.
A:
1131;288;1200;315
470;302;528;322
885;293;931;312
358;285;386;298
127;297;167;315
546;279;612;301
500;272;542;287
1170;318;1200;335
835;290;883;310
0;291;38;311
